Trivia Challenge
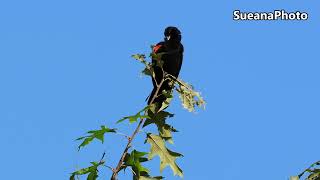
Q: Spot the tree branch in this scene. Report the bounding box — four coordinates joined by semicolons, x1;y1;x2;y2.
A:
110;77;165;180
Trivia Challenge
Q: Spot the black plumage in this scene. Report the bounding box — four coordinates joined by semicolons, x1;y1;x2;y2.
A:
147;26;184;106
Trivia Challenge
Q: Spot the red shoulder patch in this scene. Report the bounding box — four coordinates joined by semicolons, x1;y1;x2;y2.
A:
153;44;162;53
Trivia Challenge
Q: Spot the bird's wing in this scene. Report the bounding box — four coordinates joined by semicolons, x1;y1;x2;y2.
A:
153;44;162;53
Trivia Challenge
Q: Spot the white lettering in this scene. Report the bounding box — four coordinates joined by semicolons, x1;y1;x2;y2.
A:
274;10;281;20
233;10;309;21
301;12;308;20
247;13;254;20
233;10;240;20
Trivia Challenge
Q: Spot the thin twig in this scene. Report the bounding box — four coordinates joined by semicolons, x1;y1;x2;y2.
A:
166;74;192;90
115;132;130;139
103;165;114;171
99;151;106;163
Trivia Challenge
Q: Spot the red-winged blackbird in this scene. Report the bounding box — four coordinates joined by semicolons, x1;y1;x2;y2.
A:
147;26;184;106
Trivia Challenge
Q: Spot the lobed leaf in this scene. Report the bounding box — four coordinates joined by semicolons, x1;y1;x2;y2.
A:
70;161;104;180
144;111;176;144
123;150;149;178
158;90;173;112
76;125;116;150
122;149;163;180
146;133;183;177
117;106;150;124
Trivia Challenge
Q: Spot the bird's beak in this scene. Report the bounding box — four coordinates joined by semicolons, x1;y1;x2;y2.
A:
166;36;171;41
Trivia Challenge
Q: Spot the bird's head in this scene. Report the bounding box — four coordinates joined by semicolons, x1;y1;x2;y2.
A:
164;26;181;42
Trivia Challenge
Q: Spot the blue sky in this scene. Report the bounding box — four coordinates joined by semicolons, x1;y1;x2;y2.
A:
0;0;319;179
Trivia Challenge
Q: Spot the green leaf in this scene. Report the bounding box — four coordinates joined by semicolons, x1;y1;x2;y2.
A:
87;171;98;180
76;125;116;150
144;111;174;127
148;90;173;113
142;67;153;76
124;150;149;178
70;161;104;180
132;54;155;78
132;54;147;63
146;134;183;177
144;111;176;144
117;106;150;124
122;149;163;180
158;90;173;112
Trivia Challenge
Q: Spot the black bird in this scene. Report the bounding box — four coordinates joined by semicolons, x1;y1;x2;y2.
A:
147;26;184;106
